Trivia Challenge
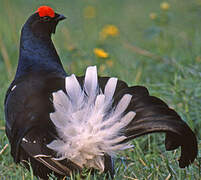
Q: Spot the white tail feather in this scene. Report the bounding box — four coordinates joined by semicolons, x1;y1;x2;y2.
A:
65;74;83;105
84;66;98;98
113;94;132;116
104;77;117;101
47;66;135;172
52;90;70;113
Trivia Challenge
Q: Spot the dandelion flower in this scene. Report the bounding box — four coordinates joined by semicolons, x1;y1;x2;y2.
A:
83;6;96;19
67;45;76;51
196;0;201;6
196;56;201;63
94;48;109;58
160;2;170;10
149;13;157;20
100;25;119;39
106;60;114;67
99;64;106;73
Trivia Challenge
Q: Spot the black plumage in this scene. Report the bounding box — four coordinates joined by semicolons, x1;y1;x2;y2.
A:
4;6;197;179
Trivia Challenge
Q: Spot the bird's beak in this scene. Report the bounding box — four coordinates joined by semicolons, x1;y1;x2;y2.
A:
55;14;66;21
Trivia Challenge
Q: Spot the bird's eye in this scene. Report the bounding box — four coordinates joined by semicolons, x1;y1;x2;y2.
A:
42;16;51;22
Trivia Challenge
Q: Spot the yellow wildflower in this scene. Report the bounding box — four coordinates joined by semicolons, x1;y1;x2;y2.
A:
160;2;170;10
100;25;119;39
106;60;114;67
83;6;96;19
177;103;183;108
99;64;106;73
67;45;76;51
94;48;109;58
149;13;157;20
196;56;201;63
196;0;201;6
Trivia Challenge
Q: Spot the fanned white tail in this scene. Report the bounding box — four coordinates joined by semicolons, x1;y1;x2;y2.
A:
47;66;135;172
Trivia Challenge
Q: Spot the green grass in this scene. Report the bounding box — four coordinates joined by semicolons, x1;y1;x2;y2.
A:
0;0;200;179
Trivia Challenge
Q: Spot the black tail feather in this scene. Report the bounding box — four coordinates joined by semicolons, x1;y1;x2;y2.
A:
119;86;198;168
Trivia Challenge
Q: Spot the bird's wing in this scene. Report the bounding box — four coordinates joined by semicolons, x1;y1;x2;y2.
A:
95;77;198;168
4;75;81;178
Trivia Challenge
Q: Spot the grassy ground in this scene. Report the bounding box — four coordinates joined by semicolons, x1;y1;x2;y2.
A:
0;0;201;179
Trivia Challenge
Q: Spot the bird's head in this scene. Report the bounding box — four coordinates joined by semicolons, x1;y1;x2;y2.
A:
24;6;66;38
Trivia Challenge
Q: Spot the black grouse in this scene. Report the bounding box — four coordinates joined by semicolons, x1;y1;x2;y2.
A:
4;6;198;179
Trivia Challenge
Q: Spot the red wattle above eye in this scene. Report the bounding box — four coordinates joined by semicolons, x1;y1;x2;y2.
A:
37;6;55;18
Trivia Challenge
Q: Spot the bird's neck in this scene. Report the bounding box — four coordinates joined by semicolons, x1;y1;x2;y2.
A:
15;26;66;79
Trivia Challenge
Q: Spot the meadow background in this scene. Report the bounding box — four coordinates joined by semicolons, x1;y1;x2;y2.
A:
0;0;201;179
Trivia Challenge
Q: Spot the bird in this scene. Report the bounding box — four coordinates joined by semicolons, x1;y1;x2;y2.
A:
4;5;198;179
